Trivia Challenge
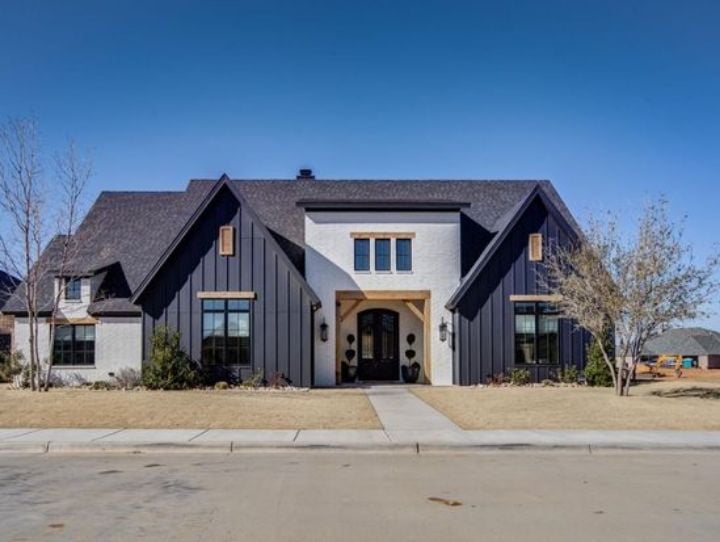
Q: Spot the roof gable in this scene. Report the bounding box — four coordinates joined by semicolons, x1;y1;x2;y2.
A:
445;184;583;310
131;176;321;305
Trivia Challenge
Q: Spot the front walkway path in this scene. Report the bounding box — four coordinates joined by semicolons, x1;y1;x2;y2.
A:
364;385;468;444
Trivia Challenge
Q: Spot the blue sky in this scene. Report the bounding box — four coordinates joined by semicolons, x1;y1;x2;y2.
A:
1;0;719;325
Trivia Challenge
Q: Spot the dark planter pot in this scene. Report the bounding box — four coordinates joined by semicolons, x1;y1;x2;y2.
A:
341;362;358;383
401;362;421;384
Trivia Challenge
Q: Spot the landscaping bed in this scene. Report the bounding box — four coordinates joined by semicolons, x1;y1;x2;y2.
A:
0;388;381;429
412;380;720;430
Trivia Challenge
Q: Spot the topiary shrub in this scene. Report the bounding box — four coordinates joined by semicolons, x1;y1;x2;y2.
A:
509;368;531;386
585;335;614;387
143;326;200;390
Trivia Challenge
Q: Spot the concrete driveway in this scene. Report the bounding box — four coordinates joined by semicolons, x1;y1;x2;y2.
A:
1;451;718;541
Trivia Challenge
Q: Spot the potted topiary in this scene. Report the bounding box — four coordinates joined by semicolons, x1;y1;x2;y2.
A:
341;334;358;383
401;333;421;383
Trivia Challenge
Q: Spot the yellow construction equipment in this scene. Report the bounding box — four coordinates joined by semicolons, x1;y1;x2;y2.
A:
651;354;683;377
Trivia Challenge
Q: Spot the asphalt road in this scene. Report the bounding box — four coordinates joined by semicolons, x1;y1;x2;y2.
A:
1;451;718;541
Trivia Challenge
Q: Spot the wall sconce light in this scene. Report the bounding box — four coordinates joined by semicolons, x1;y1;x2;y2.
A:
439;317;448;342
320;319;329;342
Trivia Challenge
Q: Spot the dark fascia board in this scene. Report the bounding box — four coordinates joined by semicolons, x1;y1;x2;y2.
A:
130;176;321;306
296;199;471;212
445;183;582;310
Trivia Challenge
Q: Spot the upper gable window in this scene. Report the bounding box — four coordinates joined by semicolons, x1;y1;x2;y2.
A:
396;239;412;271
528;233;543;262
65;278;81;301
354;239;370;271
375;239;391;271
219;226;235;256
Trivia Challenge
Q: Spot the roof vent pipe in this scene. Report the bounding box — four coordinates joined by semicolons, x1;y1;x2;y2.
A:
296;168;315;180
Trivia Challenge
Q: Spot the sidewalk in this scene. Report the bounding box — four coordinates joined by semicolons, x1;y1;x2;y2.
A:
3;387;720;454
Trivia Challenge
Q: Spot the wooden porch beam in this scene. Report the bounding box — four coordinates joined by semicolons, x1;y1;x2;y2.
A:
336;290;431;301
339;299;362;323
405;301;424;322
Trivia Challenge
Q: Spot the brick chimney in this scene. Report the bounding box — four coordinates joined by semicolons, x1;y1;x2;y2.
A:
296;168;315;180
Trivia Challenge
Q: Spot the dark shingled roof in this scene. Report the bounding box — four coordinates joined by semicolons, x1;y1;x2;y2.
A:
0;269;20;310
3;178;579;315
643;328;720;356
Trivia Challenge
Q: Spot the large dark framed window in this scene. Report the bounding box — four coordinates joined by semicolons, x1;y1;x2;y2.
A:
202;299;251;366
53;325;95;366
375;239;391;271
396;238;412;271
514;302;559;364
354;239;370;271
64;278;81;301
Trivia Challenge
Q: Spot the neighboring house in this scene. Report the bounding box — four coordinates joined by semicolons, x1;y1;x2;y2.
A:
0;270;20;354
2;171;590;386
642;327;720;369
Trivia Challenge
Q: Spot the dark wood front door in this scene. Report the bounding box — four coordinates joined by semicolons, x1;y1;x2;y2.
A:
357;309;399;381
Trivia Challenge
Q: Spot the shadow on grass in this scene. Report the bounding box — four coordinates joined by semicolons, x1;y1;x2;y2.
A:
650;387;720;400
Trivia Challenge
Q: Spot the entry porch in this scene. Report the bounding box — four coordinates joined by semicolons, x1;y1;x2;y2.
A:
334;290;432;385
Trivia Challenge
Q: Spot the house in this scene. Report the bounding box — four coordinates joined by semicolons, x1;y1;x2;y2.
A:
0;270;20;354
642;327;720;369
1;171;590;386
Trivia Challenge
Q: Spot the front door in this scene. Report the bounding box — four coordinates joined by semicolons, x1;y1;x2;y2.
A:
357;309;399;381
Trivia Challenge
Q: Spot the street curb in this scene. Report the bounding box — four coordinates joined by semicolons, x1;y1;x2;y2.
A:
4;440;720;455
0;441;49;454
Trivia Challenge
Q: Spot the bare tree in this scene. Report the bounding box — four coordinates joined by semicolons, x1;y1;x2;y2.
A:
0;118;91;391
545;197;720;395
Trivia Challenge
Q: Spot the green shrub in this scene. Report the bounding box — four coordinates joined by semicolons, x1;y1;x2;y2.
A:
142;326;200;390
240;370;264;389
90;380;116;390
556;365;579;384
509;368;531;386
214;381;229;390
0;351;23;383
585;335;614;387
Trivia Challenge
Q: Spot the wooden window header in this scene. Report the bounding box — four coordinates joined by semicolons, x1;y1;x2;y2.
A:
219;226;235;256
197;291;257;300
509;294;561;302
528;233;543;262
350;232;416;239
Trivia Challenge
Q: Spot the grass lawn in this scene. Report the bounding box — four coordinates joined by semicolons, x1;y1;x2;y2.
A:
0;388;381;429
413;380;720;430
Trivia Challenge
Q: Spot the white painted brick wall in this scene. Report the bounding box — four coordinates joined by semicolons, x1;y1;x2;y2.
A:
14;316;142;384
305;211;461;386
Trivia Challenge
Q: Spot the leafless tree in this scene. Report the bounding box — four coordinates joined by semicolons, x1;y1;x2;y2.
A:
0;118;91;391
544;197;720;395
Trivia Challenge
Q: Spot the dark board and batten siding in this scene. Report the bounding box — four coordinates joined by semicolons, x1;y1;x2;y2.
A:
454;196;590;385
138;185;315;386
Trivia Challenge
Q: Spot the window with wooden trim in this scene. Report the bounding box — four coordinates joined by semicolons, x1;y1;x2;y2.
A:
53;325;95;366
514;302;559;365
528;233;543;262
375;239;391;271
202;299;251;366
219;226;235;256
354;239;370;271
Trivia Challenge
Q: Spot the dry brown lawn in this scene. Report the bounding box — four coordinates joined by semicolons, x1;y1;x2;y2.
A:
0;388;381;429
413;380;720;430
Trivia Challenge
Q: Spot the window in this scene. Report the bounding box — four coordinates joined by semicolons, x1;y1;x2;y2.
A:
219;226;235;256
514;302;559;364
65;278;81;301
396;238;412;271
202;299;251;365
53;325;95;366
528;233;543;262
375;239;391;271
354;239;370;271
